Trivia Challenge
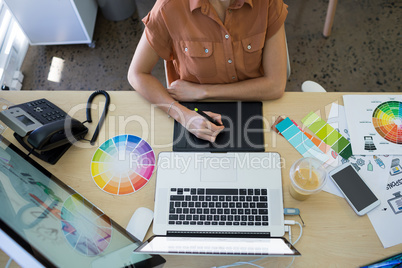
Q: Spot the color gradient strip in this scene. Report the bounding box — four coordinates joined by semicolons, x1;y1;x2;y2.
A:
301;112;353;159
276;117;329;163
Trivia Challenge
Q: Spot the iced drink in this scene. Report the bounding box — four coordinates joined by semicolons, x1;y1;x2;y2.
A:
289;158;327;201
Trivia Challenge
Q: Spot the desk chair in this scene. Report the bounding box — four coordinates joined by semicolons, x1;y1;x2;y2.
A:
301;80;327;92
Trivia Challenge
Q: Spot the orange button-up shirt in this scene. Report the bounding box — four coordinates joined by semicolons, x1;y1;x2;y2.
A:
142;0;288;84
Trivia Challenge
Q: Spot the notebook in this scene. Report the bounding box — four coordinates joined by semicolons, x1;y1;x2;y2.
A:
0;135;165;268
173;102;265;152
135;152;300;256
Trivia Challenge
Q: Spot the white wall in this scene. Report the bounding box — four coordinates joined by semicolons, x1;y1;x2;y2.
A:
0;0;29;90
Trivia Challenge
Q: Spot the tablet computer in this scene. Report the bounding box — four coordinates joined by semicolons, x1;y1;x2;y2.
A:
173;102;265;152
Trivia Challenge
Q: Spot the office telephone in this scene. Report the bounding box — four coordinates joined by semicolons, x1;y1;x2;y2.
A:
0;91;110;164
0;98;88;164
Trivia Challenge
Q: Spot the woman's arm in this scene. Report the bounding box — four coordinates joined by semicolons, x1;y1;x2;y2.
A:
127;32;224;142
167;25;288;102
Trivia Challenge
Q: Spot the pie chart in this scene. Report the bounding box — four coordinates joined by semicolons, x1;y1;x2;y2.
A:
90;135;155;195
372;101;402;144
60;194;112;256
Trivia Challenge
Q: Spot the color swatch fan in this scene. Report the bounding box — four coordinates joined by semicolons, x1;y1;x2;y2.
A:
91;135;155;195
372;101;402;144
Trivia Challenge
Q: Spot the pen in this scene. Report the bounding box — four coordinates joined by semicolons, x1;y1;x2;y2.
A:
194;108;222;126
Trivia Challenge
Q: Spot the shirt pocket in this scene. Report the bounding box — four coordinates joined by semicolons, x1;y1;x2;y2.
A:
179;40;217;78
242;32;266;73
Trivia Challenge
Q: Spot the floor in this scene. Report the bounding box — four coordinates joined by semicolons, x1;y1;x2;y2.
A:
20;0;401;93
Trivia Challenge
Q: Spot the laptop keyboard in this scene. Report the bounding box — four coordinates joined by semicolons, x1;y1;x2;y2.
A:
168;188;269;226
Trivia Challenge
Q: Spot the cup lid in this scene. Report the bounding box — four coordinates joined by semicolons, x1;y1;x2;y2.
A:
290;157;327;193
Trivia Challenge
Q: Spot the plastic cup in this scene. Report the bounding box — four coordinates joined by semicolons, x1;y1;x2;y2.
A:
289;157;327;201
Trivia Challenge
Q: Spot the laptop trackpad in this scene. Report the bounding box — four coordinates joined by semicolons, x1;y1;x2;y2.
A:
200;157;237;182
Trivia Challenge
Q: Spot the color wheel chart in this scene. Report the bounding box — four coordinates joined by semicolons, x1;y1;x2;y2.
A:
343;95;402;155
61;194;112;256
372;101;402;144
91;135;155;195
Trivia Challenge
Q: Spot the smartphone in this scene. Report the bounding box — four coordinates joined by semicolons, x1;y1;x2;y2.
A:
329;163;380;216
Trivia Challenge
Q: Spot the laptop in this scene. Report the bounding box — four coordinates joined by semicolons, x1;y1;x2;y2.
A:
173;102;265;152
135;152;300;256
0;135;165;268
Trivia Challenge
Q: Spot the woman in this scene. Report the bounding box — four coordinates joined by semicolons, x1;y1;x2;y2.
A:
128;0;288;142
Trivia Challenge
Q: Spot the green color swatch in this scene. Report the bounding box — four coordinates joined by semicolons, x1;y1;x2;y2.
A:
301;112;353;159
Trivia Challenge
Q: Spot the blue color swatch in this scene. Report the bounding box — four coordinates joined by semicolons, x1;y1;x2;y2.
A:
276;117;329;163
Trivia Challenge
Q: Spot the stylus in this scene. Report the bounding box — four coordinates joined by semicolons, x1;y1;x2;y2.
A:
194;108;222;126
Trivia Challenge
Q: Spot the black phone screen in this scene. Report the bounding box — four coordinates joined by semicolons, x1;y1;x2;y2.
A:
331;165;378;211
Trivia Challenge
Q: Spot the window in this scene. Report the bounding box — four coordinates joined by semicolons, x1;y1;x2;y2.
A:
0;0;28;90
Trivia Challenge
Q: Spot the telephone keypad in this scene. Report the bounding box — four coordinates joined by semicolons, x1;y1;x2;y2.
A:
21;99;68;124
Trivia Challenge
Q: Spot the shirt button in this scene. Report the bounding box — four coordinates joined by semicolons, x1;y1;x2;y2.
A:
228;59;232;64
247;45;251;50
225;34;229;39
205;48;209;53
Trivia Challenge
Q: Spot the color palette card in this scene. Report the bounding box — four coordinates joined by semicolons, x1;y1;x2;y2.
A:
343;95;402;155
275;117;329;163
91;135;155;195
272;116;332;154
292;119;331;154
302;112;353;160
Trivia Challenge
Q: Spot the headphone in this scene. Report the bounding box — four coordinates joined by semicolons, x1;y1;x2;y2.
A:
85;90;111;145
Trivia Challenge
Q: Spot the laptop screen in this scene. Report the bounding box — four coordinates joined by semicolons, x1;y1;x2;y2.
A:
135;236;300;256
0;135;164;268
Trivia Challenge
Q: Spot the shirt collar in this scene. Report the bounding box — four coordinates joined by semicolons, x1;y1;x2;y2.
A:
189;0;203;12
189;0;253;13
236;0;253;9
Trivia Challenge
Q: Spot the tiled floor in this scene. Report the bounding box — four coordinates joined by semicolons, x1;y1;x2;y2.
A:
20;0;401;92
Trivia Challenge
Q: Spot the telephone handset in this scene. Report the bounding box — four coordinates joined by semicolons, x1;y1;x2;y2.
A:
0;91;110;164
27;117;88;151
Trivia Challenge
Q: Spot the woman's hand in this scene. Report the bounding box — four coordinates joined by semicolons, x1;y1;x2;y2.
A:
167;79;206;101
178;108;224;142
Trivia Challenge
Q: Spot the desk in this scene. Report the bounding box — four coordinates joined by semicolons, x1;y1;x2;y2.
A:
0;91;401;267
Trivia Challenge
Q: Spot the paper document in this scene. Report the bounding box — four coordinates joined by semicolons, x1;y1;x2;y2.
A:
368;164;402;248
326;103;402;248
323;103;392;197
343;95;402;155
